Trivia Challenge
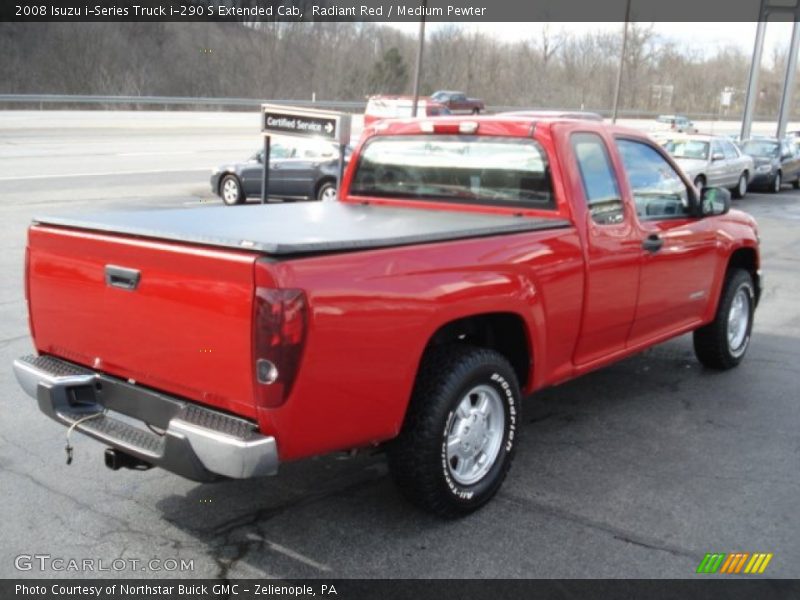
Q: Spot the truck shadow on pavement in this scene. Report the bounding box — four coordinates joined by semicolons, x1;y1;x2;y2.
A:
153;331;796;578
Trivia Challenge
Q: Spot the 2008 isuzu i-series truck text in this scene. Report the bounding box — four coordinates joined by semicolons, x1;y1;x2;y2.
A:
13;116;761;516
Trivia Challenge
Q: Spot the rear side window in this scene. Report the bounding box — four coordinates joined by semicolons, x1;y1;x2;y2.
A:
616;139;691;220
350;135;554;209
723;141;739;159
571;133;624;225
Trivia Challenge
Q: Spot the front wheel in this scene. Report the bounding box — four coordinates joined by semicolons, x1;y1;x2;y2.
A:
387;346;520;517
220;174;244;206
770;171;782;193
472;108;481;115
694;175;705;194
693;269;755;370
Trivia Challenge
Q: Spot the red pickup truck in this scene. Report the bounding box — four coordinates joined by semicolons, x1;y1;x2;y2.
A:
431;90;485;114
14;116;761;517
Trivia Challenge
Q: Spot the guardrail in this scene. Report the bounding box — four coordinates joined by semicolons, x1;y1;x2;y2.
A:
0;94;772;122
0;94;367;112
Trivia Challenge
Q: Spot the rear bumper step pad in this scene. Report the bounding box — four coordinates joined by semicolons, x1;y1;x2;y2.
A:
13;354;278;481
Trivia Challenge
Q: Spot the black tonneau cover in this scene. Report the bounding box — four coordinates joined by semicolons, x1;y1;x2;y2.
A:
34;202;570;256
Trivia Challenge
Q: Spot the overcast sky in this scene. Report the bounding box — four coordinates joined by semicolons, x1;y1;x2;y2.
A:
389;22;797;63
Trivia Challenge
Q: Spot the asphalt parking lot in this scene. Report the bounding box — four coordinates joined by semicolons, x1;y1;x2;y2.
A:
0;111;798;579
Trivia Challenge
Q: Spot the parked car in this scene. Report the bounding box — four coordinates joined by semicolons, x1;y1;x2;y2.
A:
211;138;348;205
663;134;754;198
656;114;698;134
430;90;485;114
364;96;450;127
740;137;800;193
15;116;760;517
785;130;800;153
499;110;603;121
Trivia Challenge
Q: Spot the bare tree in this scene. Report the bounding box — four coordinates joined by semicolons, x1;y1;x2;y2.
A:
1;21;791;118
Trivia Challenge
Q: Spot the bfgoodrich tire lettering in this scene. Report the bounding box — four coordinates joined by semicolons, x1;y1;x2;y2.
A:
693;268;755;370
387;346;520;517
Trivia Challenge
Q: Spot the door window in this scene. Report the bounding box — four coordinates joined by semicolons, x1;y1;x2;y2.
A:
722;141;739;160
572;133;624;225
268;142;294;160
616;139;692;220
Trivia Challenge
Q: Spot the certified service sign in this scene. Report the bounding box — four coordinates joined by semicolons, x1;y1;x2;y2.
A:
261;104;351;144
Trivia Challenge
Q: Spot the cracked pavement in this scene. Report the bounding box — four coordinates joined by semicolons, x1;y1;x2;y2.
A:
0;111;798;579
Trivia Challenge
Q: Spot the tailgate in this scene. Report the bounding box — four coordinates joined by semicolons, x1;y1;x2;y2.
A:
27;225;261;419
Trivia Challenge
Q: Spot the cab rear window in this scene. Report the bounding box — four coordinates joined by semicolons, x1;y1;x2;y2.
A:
350;135;554;209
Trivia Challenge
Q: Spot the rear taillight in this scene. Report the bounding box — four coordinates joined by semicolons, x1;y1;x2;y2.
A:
24;246;30;302
24;246;35;338
253;288;308;408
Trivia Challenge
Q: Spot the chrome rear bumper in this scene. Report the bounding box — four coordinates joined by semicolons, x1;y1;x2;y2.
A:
13;354;278;481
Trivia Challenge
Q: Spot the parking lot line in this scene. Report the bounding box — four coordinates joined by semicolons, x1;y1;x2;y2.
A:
0;168;210;181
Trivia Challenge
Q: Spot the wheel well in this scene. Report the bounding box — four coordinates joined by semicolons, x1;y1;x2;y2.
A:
424;313;531;388
728;247;760;305
314;176;336;198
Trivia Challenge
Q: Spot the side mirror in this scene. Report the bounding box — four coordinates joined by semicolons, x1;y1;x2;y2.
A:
700;187;731;217
712;152;724;161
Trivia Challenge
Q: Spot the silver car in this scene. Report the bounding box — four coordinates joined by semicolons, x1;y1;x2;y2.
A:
662;134;754;199
656;114;698;133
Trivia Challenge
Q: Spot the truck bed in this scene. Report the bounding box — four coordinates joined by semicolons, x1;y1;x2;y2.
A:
34;202;570;255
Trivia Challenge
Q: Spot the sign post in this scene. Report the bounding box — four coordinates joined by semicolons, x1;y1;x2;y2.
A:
260;135;270;205
260;104;352;202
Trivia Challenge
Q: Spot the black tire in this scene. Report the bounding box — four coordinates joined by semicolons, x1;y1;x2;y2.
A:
693;269;755;370
793;177;800;190
220;174;244;206
731;172;748;199
694;175;705;194
315;180;337;201
472;108;481;115
387;346;520;517
769;171;782;194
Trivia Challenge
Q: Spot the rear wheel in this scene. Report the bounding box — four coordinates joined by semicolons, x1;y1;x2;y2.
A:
693;269;755;370
387;346;520;517
731;172;748;199
220;175;244;206
793;177;800;189
315;180;337;202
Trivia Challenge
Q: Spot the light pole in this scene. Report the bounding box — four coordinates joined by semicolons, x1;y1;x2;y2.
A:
741;19;767;141
611;0;631;123
411;0;427;117
777;19;800;138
